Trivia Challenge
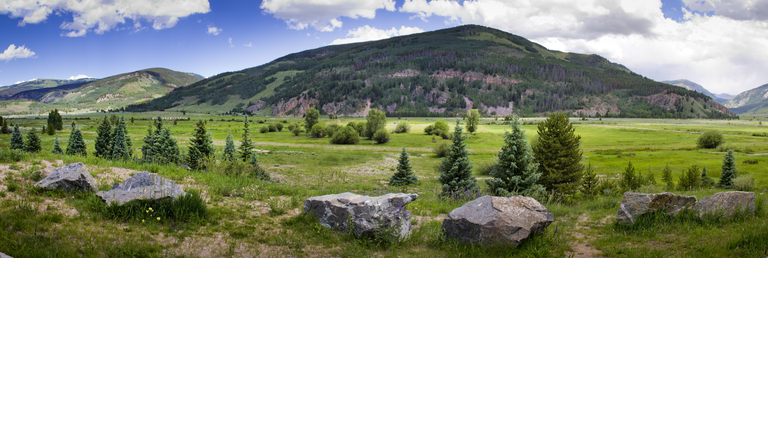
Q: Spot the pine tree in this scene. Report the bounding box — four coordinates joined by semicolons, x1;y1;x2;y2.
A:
10;123;24;149
1;118;10;134
66;128;87;156
532;113;583;194
718;149;737;188
222;129;236;162
46;123;55;135
661;163;674;189
389;147;418;187
486;116;542;196
94;117;113;158
24;128;42;153
110;115;132;160
188;120;214;169
142;118;164;161
52;133;63;154
439;121;476;196
580;163;599;196
239;116;253;161
54;109;63;130
156;127;180;165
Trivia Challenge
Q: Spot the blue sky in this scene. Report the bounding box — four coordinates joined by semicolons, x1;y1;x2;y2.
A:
2;0;767;95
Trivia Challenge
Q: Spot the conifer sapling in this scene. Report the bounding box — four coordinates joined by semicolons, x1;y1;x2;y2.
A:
389;147;418;187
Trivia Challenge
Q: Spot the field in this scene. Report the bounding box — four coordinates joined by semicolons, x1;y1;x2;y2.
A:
1;113;767;258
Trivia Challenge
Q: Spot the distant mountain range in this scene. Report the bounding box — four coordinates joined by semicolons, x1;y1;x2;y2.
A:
723;83;768;115
661;79;735;104
0;68;201;111
130;25;734;119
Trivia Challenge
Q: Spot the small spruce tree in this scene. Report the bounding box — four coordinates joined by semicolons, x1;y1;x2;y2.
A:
661;164;674;189
438;121;476;196
188;120;214;169
93;117;113;158
24;128;42;153
110;116;132;160
222;129;236;162
142;118;164;161
156;127;180;165
239;116;254;161
10;123;24;149
52;133;63;154
532;113;583;195
580;163;599;196
486;116;542;197
389;147;418;187
718;149;738;188
1;118;10;134
66;128;87;156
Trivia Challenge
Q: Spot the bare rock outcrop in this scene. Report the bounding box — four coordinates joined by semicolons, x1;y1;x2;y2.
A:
694;191;756;217
96;171;185;205
616;192;696;225
34;162;97;193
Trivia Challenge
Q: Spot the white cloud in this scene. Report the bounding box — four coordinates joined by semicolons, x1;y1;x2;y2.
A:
228;37;234;47
244;42;253;47
0;44;36;61
68;74;91;80
681;0;768;21
261;0;395;31
330;25;425;45
207;25;222;35
1;0;210;36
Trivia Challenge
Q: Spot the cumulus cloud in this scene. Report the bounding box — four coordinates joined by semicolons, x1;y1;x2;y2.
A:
330;25;425;45
0;44;36;61
681;0;768;21
261;0;395;31
68;74;92;80
244;42;253;47
1;0;210;36
207;25;222;35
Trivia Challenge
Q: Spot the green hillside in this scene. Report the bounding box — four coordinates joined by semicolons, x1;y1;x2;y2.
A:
131;25;734;119
0;78;96;100
725;83;768;115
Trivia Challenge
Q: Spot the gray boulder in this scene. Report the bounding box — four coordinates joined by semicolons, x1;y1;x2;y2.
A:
0;252;12;258
442;195;553;247
97;171;185;205
617;192;697;225
694;191;756;217
304;192;418;240
34;162;97;192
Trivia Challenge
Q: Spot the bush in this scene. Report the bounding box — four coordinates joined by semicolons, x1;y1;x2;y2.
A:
260;125;269;133
310;123;326;138
268;123;277;132
347;121;365;136
372;128;391;144
433;142;449;158
476;161;496;175
733;174;755;191
619;161;644;191
330;125;360;145
395;121;410;133
697;130;724;149
677;165;701;190
275;122;283;132
324;123;340;137
291;124;303;136
425;120;450;139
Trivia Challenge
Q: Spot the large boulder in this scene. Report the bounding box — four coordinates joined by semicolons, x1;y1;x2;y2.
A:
34;162;97;192
304;192;418;240
694;191;756;217
96;171;185;205
616;192;697;225
442;195;553;247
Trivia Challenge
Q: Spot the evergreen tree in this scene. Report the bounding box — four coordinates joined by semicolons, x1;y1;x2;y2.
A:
66;128;87;156
10;123;23;149
52;133;63;154
188;120;214;169
24;128;42;153
661;163;674;189
439;121;476;196
156;127;180;164
1;118;9;134
46;123;55;135
304;108;320;132
486;116;542;196
580;163;599;196
94;117;113;158
389;147;418;187
718;149;737;188
142;118;164;161
532;113;583;194
222;129;236;162
700;166;715;187
239;116;253;161
47;109;63;131
465;109;480;133
110;116;132;160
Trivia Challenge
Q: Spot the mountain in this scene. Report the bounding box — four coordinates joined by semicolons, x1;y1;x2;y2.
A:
662;79;736;104
6;68;202;110
724;83;768;115
132;25;734;119
0;78;97;100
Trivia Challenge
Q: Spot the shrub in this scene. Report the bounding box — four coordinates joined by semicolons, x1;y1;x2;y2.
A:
329;125;360;145
304;108;320;131
275;122;283;132
260;125;269;133
310;123;326;138
697;130;724;149
661;163;674;189
619;161;644;191
372;128;391;144
395;121;410;133
733;174;755;191
364;109;387;139
425;120;450;139
324;123;340;137
287;122;296;131
268;123;277;132
291;124;303;136
433;142;449;158
347;121;365;136
465;109;480;133
476;161;496;176
677;165;701;190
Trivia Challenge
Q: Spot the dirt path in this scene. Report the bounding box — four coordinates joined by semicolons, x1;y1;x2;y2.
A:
569;214;604;258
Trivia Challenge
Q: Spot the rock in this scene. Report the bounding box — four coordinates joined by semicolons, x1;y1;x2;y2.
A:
694;191;756;217
616;192;697;225
304;192;418;240
441;195;553;247
34;162;97;193
96;171;185;205
0;252;12;258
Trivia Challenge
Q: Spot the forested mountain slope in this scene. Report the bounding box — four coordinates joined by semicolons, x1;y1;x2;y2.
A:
131;25;734;119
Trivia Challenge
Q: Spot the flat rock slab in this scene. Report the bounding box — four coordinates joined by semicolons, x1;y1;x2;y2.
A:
96;171;185;205
694;191;756;217
304;192;418;240
442;195;554;247
617;192;697;225
34;162;97;193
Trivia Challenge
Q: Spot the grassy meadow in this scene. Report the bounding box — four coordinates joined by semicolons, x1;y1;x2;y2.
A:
1;113;767;258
